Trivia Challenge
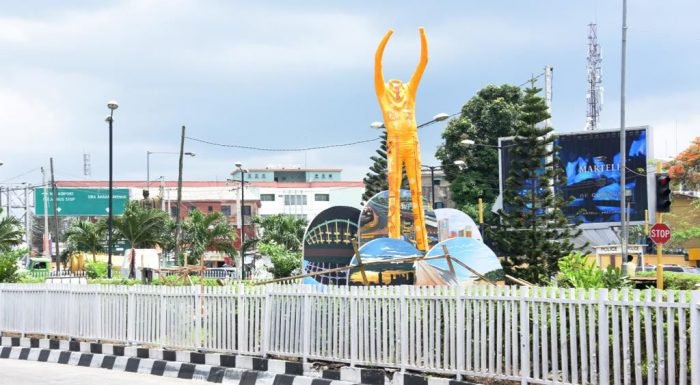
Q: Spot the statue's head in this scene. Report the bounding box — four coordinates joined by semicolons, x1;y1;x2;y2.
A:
387;79;407;103
142;189;150;199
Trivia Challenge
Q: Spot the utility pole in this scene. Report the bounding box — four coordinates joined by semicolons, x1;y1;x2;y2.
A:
619;0;628;266
543;65;553;128
175;125;185;266
24;185;30;250
240;168;245;275
41;167;50;256
50;157;60;272
159;176;165;211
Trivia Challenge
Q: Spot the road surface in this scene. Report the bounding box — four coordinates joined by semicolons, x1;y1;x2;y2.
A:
0;359;198;384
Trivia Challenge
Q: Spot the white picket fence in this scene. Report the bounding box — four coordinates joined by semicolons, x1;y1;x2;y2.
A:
0;283;698;385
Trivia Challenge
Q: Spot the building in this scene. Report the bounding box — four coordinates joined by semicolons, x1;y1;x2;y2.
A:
54;167;364;224
420;168;456;209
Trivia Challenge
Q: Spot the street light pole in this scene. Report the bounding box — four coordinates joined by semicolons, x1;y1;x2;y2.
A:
619;0;629;266
146;151;151;191
106;100;118;279
235;162;246;278
147;151;194;193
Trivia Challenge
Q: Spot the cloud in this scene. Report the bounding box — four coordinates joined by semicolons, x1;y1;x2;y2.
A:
601;90;700;160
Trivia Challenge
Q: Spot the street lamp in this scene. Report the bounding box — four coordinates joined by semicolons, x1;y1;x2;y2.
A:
106;100;118;279
234;161;246;278
370;112;450;130
421;160;465;209
146;151;195;190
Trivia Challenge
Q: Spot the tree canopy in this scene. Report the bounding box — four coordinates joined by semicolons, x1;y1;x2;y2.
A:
435;84;522;216
667;136;700;190
181;209;236;265
0;209;24;252
64;219;105;262
486;85;582;284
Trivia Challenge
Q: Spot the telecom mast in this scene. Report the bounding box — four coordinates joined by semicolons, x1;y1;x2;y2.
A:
585;23;603;130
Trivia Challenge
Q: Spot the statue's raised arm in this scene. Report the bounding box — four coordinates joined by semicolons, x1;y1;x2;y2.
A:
408;27;428;97
374;29;393;98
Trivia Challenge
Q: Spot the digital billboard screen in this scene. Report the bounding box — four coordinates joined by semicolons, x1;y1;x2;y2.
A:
556;128;648;224
498;127;649;224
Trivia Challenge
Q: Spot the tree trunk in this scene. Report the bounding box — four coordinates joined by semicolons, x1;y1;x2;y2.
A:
129;248;136;279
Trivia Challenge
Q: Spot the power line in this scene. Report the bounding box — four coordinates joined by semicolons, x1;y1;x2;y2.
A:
186;136;381;152
185;112;462;153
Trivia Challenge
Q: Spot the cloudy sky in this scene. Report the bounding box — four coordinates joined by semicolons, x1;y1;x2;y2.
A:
1;0;698;187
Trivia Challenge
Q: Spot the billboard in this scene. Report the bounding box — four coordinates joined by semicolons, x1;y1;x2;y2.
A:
35;188;130;216
498;127;651;224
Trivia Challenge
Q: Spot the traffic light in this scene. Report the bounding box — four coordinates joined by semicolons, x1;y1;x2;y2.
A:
655;173;672;212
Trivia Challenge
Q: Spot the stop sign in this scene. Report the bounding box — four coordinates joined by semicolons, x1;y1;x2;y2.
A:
650;223;672;245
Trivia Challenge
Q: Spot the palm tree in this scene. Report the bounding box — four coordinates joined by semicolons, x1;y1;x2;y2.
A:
252;214;307;251
64;219;106;262
181;209;236;266
0;209;24;252
113;202;169;278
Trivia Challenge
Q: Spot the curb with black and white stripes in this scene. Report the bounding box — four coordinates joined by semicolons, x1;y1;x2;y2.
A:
0;337;481;385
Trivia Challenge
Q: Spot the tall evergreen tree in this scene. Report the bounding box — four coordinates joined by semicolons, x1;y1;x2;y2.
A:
435;84;522;216
487;85;582;285
362;131;407;202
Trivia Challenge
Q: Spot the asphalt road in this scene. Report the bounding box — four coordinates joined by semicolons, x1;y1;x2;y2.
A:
0;359;198;384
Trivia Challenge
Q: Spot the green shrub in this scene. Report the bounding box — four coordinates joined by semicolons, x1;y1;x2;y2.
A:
556;252;632;289
636;271;700;290
0;249;26;283
258;241;301;279
661;272;700;290
85;261;108;279
87;278;141;285
18;275;46;283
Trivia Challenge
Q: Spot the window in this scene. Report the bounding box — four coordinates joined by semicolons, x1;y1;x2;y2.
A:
284;195;307;205
315;193;330;201
208;205;214;212
170;207;179;217
321;174;326;179
260;194;275;201
254;174;258;179
242;205;252;216
328;174;333;179
221;205;232;217
433;179;441;186
315;174;319;179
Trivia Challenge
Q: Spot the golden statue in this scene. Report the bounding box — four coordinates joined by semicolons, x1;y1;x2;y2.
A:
374;27;429;251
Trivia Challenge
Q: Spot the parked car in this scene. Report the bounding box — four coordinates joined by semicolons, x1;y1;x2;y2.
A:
24;257;51;277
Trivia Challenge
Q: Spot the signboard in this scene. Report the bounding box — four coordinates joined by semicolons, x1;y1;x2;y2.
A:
35;188;129;216
498;127;650;225
649;223;671;244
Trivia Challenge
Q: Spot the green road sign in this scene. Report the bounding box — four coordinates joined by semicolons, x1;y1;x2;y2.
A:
34;188;130;216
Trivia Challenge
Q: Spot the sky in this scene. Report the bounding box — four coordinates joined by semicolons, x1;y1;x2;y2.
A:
1;0;698;187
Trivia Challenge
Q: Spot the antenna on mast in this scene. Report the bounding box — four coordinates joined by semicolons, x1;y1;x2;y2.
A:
586;23;603;131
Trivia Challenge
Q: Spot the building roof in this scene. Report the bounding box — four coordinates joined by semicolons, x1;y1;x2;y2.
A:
55;180;363;188
236;168;343;172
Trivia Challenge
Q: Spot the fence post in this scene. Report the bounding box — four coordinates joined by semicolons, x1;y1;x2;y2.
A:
261;284;272;357
456;285;464;381
691;291;700;385
0;284;3;333
127;286;135;344
302;285;311;363
193;285;201;350
400;285;409;373
519;287;530;385
598;288;610;385
160;287;166;348
237;284;246;353
350;286;358;367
